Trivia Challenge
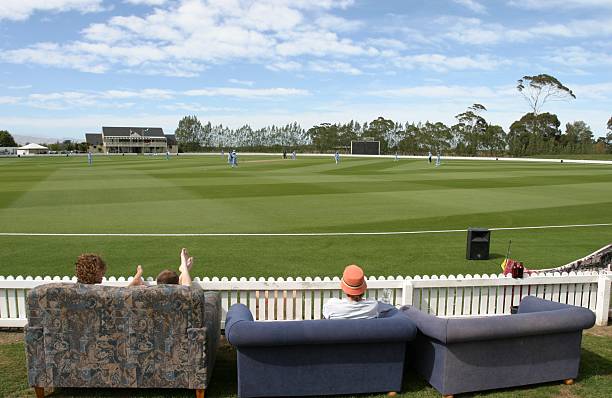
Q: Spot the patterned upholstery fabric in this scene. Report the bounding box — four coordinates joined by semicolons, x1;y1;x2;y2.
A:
25;283;221;390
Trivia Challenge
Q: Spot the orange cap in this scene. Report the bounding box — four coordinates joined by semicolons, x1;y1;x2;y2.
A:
340;264;367;295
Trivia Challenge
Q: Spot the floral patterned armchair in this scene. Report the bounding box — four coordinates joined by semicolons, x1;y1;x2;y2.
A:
25;283;221;398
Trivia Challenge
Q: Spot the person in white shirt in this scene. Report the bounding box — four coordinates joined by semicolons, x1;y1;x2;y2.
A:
322;264;379;319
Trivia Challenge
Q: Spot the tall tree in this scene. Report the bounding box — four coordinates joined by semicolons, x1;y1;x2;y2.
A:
453;104;488;155
421;122;451;153
605;116;612;154
307;123;339;152
564;121;593;153
0;130;17;147
517;74;575;116
175;116;203;152
365;117;395;153
508;112;561;156
482;125;506;156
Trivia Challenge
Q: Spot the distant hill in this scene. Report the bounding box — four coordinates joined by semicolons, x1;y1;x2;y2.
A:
13;135;82;146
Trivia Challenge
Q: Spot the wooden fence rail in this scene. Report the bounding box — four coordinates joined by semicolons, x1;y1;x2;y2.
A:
0;272;610;328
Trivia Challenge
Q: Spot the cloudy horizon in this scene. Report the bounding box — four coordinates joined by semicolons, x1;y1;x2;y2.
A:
1;0;611;140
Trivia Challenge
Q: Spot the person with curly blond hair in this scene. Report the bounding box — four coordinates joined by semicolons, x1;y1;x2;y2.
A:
75;253;143;286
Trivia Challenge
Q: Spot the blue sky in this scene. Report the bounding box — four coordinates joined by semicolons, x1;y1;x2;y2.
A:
1;0;611;140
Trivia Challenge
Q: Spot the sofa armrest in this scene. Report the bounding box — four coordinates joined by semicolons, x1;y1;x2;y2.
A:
203;291;221;380
187;327;208;388
225;303;254;340
24;325;47;387
401;306;450;343
226;304;416;347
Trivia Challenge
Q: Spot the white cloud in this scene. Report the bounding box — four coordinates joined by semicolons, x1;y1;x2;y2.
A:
1;42;108;73
7;85;32;90
124;0;167;5
395;53;509;72
101;89;175;100
315;15;364;32
228;79;254;87
366;38;407;51
369;85;500;99
1;0;376;76
159;103;240;112
452;0;486;14
2;86;309;110
545;46;612;68
266;61;302;71
508;0;612;9
439;16;612;46
0;96;20;104
275;30;376;57
569;82;612;100
184;87;309;99
308;61;362;75
0;0;103;21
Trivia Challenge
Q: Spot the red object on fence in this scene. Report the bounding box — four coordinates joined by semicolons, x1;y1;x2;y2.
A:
502;259;536;278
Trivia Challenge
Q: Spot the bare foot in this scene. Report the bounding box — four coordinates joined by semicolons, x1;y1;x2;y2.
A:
129;265;144;286
180;248;189;269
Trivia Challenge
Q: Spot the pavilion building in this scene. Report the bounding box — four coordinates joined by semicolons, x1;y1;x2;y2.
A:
17;143;49;155
85;127;178;154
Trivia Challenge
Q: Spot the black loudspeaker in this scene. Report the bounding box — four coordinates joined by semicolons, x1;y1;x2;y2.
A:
466;228;490;260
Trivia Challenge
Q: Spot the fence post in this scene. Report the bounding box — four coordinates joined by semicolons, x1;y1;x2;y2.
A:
401;280;413;306
595;273;611;326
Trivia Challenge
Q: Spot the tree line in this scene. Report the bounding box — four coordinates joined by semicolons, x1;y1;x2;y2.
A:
1;75;611;156
175;74;612;156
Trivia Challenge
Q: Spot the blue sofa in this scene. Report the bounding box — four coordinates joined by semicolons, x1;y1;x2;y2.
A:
225;303;417;397
402;296;596;397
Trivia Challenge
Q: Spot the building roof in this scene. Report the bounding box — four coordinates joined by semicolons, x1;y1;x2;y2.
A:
102;127;165;137
18;143;48;150
165;134;177;145
85;133;103;146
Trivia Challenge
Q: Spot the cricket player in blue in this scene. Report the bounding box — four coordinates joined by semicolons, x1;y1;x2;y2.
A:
231;150;238;168
87;152;93;166
291;151;296;160
334;151;341;164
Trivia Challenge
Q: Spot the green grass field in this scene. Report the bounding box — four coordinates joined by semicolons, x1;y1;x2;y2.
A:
2;329;611;398
1;155;611;279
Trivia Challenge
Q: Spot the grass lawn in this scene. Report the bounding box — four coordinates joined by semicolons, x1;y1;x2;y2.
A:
526;154;612;160
1;326;611;398
1;155;611;279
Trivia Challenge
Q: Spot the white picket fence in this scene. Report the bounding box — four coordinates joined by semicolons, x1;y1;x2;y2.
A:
1;271;610;328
